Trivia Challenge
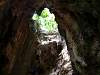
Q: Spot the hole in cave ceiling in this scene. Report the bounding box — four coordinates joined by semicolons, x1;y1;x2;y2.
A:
30;8;73;75
32;8;59;44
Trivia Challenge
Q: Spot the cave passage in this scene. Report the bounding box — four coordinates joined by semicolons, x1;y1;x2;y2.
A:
30;8;73;75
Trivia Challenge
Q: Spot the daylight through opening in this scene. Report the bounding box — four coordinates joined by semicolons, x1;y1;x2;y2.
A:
31;8;73;75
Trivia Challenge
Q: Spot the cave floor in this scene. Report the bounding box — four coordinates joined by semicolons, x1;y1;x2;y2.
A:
29;32;73;75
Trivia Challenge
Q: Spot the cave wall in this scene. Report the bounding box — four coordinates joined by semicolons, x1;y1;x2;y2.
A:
53;1;100;75
0;0;41;74
0;0;100;75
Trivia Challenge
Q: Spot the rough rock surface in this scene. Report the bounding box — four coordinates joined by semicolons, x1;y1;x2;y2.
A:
0;0;100;75
28;32;72;75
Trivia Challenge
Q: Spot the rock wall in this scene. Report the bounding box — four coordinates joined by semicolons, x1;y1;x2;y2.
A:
53;1;100;75
0;0;40;74
0;0;100;75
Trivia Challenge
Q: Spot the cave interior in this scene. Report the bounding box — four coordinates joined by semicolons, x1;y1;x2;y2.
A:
0;0;100;75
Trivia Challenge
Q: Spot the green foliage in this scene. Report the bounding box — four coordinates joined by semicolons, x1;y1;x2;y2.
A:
32;13;39;20
32;8;58;33
41;8;50;18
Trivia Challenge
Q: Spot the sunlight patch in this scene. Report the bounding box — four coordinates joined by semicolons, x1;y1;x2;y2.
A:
32;8;58;34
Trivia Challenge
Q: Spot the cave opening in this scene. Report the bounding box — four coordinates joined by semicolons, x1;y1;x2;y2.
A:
0;0;100;75
30;8;73;75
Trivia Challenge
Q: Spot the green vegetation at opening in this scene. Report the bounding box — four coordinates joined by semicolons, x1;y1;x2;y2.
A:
32;8;58;34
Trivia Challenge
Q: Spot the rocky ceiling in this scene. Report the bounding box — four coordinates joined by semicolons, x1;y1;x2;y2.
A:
0;0;100;75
